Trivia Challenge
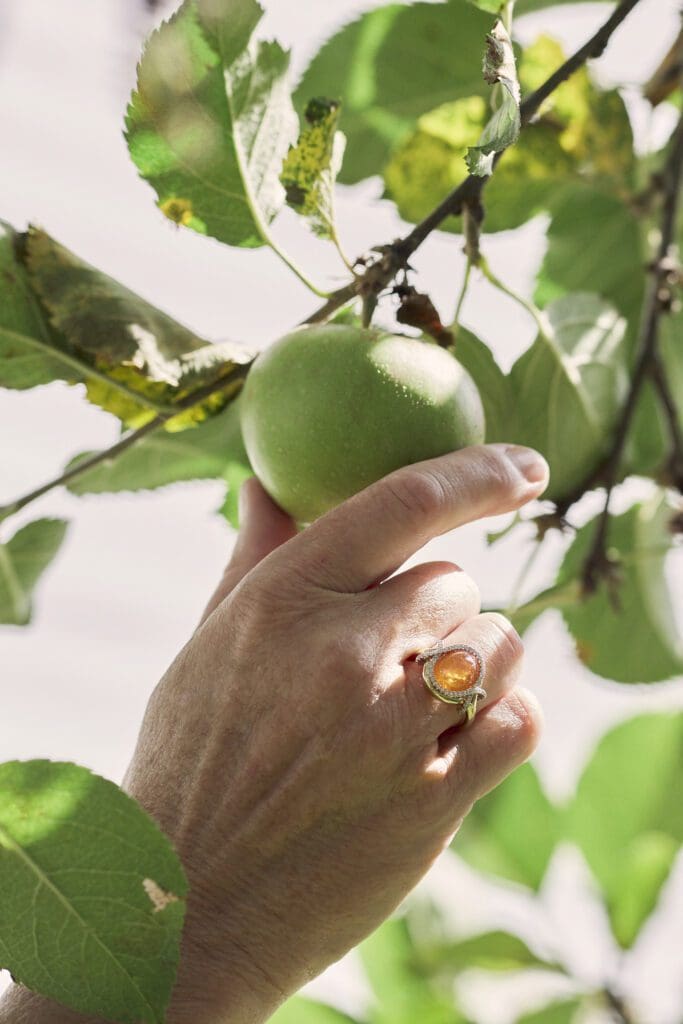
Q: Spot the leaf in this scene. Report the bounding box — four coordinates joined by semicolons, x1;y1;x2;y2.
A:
66;397;248;495
455;328;515;443
281;98;346;240
269;997;361;1024
558;491;683;683
360;916;466;1024
465;20;520;177
0;760;187;1022
660;310;683;435
508;294;628;502
516;999;583;1024
0;222;74;389
16;225;251;427
421;930;559;974
126;0;297;248
0;519;68;626
219;460;255;529
295;1;493;184
452;763;561;890
569;713;683;947
536;186;645;349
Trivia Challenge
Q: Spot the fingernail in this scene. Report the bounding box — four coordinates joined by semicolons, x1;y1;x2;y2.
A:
504;445;549;485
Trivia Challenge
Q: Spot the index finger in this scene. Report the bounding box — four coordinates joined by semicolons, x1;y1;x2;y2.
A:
278;444;549;592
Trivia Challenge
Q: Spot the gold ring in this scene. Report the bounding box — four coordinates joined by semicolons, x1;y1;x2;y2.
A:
416;642;486;723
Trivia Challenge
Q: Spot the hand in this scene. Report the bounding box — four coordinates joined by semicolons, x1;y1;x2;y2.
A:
121;443;549;1023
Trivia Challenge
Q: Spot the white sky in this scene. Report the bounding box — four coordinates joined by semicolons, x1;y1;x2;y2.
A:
1;1;683;1020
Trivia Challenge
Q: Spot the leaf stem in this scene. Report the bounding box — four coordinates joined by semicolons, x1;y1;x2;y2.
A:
0;363;251;522
478;256;549;338
505;538;543;615
451;258;473;335
582;106;683;592
303;0;645;325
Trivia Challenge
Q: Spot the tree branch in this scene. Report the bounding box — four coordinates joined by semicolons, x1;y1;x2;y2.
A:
303;0;645;324
583;105;683;592
0;362;251;521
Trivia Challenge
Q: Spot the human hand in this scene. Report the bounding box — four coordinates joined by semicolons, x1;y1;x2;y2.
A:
124;443;549;1023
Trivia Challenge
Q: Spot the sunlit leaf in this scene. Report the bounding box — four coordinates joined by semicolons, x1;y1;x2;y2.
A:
295;1;492;183
570;713;683;946
455;328;515;443
126;0;296;248
453;763;561;890
516;998;583;1024
66;397;248;496
465;20;520;176
281;98;346;240
219;460;255;529
419;929;560;974
558;491;683;683
270;996;361;1024
360;916;467;1024
0;519;68;626
509;294;628;502
0;760;187;1022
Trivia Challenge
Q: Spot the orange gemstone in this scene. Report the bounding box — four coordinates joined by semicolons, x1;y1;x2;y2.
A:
433;650;480;693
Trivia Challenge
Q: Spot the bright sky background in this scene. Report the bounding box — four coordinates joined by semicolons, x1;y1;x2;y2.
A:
1;1;683;1020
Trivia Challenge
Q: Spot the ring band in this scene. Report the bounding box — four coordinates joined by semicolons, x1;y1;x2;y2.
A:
416;642;486;723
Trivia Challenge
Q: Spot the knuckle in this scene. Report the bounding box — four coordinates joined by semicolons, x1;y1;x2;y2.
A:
481;611;524;666
382;466;447;522
468;444;520;497
505;690;543;758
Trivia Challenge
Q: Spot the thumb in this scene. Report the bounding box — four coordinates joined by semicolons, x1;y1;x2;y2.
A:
198;477;298;626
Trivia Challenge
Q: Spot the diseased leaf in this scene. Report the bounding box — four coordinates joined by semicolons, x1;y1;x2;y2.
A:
453;763;561;890
13;225;251;427
0;222;78;390
66;397;248;495
0;760;186;1022
455;328;514;443
558;491;683;683
569;713;683;947
465;20;520;177
420;930;559;974
295;1;492;184
0;519;68;626
281;98;346;240
126;0;297;248
509;294;628;502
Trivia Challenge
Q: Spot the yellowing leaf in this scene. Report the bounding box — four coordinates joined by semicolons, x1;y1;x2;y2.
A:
281;98;346;239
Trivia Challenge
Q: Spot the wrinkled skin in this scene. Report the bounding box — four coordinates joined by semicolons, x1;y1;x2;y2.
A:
1;443;549;1024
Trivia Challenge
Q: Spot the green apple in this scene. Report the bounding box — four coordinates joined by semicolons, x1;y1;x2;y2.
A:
239;324;485;523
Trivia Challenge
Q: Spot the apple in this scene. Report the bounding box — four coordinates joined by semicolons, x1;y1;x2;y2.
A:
239;324;485;523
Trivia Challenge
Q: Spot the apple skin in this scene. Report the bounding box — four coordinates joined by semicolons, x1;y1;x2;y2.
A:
239;324;486;523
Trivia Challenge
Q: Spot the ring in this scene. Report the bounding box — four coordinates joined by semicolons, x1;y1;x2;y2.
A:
416;642;486;724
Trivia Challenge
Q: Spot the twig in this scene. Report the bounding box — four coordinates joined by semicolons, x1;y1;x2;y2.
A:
303;0;645;326
582;106;683;592
0;362;251;520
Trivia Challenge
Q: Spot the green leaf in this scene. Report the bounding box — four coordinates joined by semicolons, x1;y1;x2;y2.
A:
219;460;255;529
516;998;583;1024
281;98;346;240
465;20;520;177
0;760;187;1022
421;930;559;974
0;519;68;626
360;916;466;1024
536;186;644;348
0;222;73;390
558;491;683;683
569;713;683;947
66;397;248;495
509;294;628;502
126;0;296;249
622;379;670;480
452;763;561;890
295;1;493;184
270;996;361;1024
660;310;683;435
455;328;515;443
466;0;503;12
